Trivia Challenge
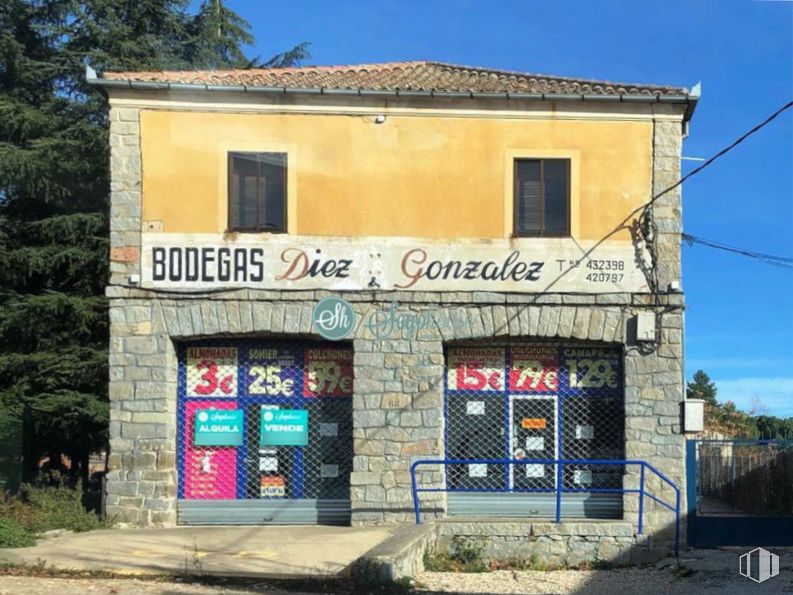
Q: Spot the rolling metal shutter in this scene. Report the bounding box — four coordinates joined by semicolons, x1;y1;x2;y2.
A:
444;343;624;519
176;339;353;525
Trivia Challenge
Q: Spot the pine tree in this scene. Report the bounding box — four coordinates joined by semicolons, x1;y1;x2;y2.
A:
0;0;309;485
686;369;718;406
186;0;256;68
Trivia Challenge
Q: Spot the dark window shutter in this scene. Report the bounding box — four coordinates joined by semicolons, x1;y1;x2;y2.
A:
515;160;543;235
228;153;287;232
514;158;570;236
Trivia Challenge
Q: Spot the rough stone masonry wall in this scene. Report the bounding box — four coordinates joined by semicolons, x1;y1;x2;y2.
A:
105;105;684;544
105;290;684;533
436;521;641;567
108;108;143;287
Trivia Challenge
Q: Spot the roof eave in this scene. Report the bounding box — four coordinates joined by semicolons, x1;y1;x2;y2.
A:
86;66;697;120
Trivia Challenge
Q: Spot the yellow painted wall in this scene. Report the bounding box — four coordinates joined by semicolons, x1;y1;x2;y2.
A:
140;110;652;240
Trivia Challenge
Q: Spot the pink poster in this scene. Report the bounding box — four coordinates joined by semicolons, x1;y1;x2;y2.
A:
183;400;238;499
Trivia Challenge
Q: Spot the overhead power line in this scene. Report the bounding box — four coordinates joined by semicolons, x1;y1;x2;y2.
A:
638;99;793;217
683;232;793;269
535;99;793;300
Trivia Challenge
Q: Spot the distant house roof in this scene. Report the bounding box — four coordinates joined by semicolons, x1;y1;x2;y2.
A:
90;60;698;118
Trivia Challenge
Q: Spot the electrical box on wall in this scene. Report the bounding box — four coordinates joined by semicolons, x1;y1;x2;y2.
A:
683;399;705;433
635;312;656;341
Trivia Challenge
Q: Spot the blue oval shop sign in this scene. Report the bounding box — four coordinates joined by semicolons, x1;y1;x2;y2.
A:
312;296;355;340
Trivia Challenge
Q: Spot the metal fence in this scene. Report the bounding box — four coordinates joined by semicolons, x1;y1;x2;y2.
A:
443;344;625;517
696;439;793;517
411;458;682;557
0;414;24;493
177;340;354;506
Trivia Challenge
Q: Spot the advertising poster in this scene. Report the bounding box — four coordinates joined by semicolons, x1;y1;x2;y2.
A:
186;346;238;397
446;347;506;392
246;347;300;397
260;409;309;446
561;347;621;392
303;348;354;397
260;476;286;498
183;400;237;499
509;345;559;393
194;409;244;446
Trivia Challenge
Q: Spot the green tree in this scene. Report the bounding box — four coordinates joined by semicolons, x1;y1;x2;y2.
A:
754;415;793;440
686;369;718;406
185;1;310;69
186;0;256;68
0;0;309;485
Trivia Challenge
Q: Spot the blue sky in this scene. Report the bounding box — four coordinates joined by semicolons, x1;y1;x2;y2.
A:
223;0;793;415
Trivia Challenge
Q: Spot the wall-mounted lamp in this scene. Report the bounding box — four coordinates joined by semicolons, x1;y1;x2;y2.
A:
374;114;387;124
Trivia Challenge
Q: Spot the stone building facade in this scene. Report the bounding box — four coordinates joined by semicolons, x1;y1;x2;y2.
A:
96;62;696;551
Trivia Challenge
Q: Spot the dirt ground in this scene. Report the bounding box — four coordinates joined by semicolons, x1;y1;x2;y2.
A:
415;567;792;594
0;575;312;595
1;548;791;594
1;566;792;595
416;548;793;594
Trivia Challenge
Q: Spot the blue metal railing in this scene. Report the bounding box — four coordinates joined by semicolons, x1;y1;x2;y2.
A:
410;458;681;557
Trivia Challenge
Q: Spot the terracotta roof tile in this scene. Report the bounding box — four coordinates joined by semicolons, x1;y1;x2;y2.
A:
100;61;689;97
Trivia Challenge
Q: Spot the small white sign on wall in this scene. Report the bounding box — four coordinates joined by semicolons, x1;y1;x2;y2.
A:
574;469;593;486
259;457;278;472
525;464;545;478
466;401;486;415
468;463;488;477
575;424;594;440
525;436;545;451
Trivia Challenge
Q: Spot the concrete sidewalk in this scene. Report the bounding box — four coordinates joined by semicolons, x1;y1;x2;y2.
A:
0;525;395;578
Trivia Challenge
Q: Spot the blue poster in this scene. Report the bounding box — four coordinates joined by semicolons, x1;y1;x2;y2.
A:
194;409;244;446
260;409;309;446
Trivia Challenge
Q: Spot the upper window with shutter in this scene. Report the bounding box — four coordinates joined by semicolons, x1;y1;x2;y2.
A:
228;152;287;232
514;158;570;237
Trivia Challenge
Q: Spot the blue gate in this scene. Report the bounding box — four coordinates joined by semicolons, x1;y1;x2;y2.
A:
686;439;793;547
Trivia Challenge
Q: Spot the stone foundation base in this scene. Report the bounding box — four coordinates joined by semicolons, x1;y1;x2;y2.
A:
435;519;666;567
352;518;671;585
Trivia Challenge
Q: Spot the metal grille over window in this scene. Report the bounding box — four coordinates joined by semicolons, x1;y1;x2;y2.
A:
444;343;624;518
176;341;353;508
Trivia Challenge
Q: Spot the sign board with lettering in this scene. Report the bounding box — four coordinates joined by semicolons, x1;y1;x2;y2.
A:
141;233;649;293
186;347;238;397
521;418;547;430
194;409;244;446
447;348;506;392
509;346;559;393
183;400;237;499
260;409;309;446
260;475;286;498
303;348;354;397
